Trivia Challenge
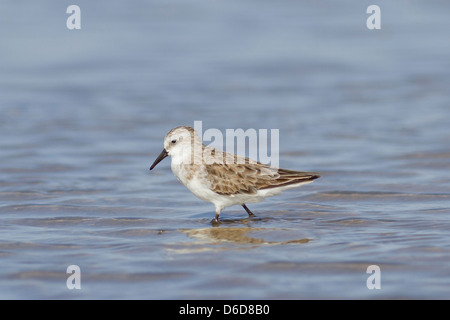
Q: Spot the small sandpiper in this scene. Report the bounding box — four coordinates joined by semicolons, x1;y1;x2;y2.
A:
150;126;320;223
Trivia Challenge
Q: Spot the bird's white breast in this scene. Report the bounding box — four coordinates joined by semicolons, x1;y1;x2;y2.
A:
171;162;213;200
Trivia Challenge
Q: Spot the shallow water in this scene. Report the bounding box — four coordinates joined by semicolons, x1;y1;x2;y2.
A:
1;0;450;299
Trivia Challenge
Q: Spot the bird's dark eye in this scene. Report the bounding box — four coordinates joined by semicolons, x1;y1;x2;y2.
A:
171;139;177;144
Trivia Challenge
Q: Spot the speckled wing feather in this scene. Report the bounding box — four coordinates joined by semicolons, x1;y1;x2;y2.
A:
204;154;320;196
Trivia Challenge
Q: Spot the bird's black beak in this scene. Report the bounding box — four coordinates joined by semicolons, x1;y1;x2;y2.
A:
149;149;169;170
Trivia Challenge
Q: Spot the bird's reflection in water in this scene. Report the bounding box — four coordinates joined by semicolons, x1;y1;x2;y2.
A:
183;227;310;245
168;226;310;253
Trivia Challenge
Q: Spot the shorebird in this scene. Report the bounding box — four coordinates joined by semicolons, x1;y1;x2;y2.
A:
149;126;320;222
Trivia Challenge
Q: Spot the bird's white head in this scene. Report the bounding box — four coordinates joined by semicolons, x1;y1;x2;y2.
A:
149;126;202;170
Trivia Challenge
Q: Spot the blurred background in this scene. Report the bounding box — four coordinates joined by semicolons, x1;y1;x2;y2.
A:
0;0;449;299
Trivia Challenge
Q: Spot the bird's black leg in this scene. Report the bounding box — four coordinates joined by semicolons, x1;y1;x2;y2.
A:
242;204;255;217
212;208;221;224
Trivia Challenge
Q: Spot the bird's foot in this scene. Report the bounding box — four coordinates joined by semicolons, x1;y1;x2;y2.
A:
210;213;221;226
211;217;221;226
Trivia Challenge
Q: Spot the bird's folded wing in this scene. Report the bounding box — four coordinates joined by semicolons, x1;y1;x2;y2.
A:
205;162;320;195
